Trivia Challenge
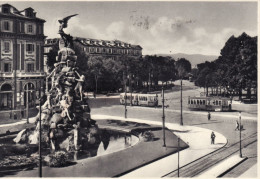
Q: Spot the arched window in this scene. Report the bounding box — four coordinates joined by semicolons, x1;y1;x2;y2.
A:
1;83;12;91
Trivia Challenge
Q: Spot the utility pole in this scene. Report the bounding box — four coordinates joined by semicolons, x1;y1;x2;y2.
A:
149;69;151;92
26;84;29;124
39;84;42;177
162;86;166;147
177;137;180;177
20;89;22;120
180;79;183;125
239;111;242;158
130;74;133;106
124;71;127;119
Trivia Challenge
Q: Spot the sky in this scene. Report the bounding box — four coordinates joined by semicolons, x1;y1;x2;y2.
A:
3;1;258;56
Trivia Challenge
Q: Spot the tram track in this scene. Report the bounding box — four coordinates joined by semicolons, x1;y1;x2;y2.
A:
163;132;257;177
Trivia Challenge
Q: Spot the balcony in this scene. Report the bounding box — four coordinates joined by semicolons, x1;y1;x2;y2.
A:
0;72;46;78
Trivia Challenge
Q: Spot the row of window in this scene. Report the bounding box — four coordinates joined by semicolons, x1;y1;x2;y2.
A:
188;99;228;106
1;20;42;34
2;42;35;53
2;63;35;72
83;47;141;55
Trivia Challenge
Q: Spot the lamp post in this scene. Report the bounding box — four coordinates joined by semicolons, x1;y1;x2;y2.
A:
38;85;42;177
20;90;23;120
239;111;242;158
162;86;166;147
177;137;180;177
180;79;183;125
123;71;127;119
130;74;133;106
26;84;29;124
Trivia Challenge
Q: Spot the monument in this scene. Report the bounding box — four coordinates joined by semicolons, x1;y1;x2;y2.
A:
14;14;99;156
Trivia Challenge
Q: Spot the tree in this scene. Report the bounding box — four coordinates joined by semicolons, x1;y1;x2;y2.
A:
175;58;192;79
87;56;104;93
46;46;59;73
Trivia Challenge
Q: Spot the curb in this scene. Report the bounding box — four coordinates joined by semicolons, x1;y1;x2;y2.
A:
218;157;248;177
162;138;228;177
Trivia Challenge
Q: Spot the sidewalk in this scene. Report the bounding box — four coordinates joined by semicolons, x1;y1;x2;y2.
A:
239;163;257;178
92;115;227;177
0;114;254;177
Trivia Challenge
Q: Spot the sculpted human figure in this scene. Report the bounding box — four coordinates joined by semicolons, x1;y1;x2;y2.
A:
74;75;85;101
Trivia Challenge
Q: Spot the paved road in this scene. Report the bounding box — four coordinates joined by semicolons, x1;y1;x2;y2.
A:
88;82;257;177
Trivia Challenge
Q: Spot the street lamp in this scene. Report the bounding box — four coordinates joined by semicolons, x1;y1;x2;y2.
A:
239;111;242;158
20;90;23;120
177;136;180;177
180;79;183;125
26;84;29;124
123;71;127;119
162;86;166;147
38;85;43;177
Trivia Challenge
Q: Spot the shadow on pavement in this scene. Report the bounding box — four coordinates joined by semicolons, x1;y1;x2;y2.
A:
191;121;221;126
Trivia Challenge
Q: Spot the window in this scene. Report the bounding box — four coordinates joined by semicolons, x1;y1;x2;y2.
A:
3;7;10;14
4;63;11;72
38;25;42;34
3;21;10;31
28;24;33;33
4;41;10;52
26;44;34;53
27;63;34;72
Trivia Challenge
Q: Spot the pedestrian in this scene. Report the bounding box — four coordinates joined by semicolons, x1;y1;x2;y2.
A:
9;111;12;119
235;120;240;131
21;110;24;118
14;112;17;120
208;112;211;121
211;131;216;144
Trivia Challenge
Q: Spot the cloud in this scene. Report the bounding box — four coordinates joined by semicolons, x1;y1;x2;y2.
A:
45;15;257;56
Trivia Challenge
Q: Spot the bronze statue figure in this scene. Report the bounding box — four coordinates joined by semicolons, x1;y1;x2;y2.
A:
58;14;78;48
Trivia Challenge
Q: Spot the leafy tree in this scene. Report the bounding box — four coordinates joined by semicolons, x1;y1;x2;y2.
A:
175;58;192;79
46;45;59;73
87;56;104;93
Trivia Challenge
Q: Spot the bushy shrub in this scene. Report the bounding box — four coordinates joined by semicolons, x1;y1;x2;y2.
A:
142;130;155;142
49;151;69;167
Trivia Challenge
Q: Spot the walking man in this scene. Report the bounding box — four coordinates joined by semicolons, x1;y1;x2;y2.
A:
211;131;216;144
208;112;211;121
235;120;240;131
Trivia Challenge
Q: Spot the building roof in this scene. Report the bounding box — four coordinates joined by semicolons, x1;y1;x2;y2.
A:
45;37;142;50
0;3;45;22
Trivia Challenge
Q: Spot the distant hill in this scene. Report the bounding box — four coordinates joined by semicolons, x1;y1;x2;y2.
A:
157;53;218;67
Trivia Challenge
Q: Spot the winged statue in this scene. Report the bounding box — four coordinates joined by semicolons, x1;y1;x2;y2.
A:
58;14;78;48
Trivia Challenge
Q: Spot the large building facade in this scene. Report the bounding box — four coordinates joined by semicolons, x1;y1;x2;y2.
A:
0;4;45;111
44;37;142;72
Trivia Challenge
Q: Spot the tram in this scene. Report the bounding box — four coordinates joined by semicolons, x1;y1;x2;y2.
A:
188;96;231;111
120;93;158;107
